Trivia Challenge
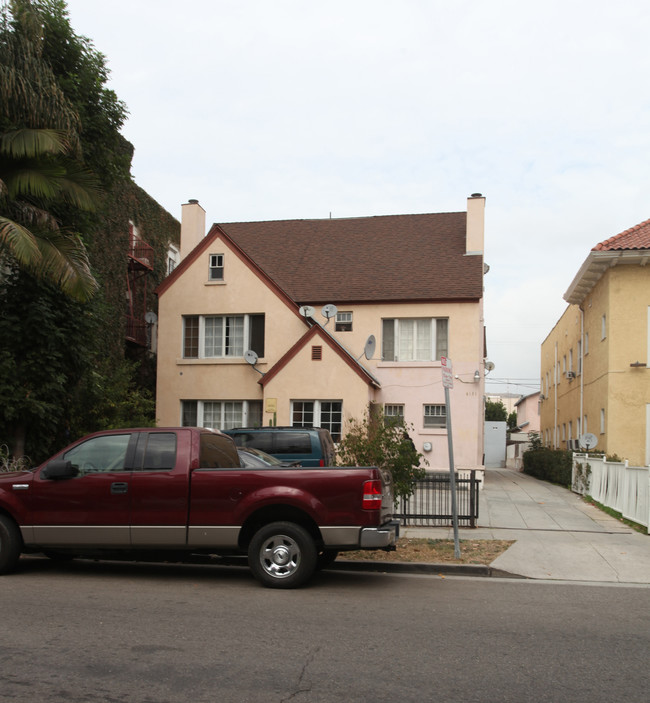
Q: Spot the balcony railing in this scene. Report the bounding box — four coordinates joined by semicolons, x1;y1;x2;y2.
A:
128;239;154;270
126;315;147;346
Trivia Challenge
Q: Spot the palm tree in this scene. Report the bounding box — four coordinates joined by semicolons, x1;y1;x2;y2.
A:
0;126;99;300
0;1;99;301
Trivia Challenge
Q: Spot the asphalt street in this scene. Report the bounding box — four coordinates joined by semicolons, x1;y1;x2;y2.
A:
2;557;649;703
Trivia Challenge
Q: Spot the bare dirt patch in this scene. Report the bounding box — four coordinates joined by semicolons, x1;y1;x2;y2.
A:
338;538;515;565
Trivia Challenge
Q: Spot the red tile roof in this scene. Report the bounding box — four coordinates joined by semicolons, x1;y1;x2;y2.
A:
593;218;650;251
218;212;482;304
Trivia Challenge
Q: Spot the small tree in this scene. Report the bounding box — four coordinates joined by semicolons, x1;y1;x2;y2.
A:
485;398;507;421
336;409;427;501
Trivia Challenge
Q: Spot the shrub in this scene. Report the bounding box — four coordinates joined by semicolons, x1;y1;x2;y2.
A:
522;445;572;486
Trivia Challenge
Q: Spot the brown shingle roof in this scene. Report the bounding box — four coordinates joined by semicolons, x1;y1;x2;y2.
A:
218;212;482;303
593;218;650;251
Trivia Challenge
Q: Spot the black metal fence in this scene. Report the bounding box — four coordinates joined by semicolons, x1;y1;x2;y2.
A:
395;471;481;527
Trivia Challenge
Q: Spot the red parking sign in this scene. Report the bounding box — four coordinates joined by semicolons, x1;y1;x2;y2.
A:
441;356;453;389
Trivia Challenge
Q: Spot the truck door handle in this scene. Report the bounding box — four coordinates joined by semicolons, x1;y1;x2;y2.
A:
111;482;128;495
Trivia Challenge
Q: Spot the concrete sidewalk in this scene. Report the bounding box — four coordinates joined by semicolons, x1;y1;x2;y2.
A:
402;467;650;584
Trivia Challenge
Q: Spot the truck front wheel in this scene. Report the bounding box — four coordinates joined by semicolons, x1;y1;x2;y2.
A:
0;515;22;575
248;522;317;589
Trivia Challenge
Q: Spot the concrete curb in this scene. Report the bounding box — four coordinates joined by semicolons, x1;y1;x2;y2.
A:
330;559;526;579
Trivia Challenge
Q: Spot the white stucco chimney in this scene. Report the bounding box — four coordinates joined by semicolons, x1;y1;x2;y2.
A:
180;199;206;260
466;193;485;255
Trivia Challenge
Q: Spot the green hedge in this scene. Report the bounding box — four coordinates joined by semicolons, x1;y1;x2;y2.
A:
522;448;573;486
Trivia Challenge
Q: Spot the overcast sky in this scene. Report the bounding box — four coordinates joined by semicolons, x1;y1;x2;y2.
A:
65;0;650;396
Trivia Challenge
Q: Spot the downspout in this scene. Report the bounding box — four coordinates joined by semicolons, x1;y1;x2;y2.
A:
579;305;584;438
554;342;558;448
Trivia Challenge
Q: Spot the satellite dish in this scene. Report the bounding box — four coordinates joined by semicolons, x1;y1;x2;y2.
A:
485;361;495;372
299;305;315;318
364;335;376;360
579;433;598;450
144;311;158;324
244;350;258;365
321;304;338;323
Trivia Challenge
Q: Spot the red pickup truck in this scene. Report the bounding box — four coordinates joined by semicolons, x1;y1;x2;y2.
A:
0;427;398;588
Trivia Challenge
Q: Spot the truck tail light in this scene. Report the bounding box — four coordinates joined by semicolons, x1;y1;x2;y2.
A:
362;480;383;510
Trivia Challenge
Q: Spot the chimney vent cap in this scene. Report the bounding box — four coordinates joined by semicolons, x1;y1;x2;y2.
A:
470;192;483;198
188;198;199;204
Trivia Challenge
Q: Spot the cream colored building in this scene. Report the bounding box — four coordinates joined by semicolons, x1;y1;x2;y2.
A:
156;196;489;472
540;218;650;465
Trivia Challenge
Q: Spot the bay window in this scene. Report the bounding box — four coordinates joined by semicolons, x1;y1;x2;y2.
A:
181;400;263;430
183;314;265;359
382;318;448;361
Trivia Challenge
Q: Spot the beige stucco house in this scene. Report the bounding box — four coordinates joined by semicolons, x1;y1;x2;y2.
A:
156;195;488;472
540;217;650;465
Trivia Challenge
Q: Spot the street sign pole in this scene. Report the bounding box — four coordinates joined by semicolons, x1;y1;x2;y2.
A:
441;357;461;558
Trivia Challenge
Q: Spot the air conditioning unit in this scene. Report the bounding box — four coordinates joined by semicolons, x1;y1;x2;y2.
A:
566;371;576;379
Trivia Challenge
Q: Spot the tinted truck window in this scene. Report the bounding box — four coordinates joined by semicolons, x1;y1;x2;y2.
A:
200;433;240;468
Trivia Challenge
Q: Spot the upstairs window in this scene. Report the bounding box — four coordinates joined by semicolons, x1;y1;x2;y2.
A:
335;311;353;331
209;253;224;281
382;318;448;361
183;314;265;359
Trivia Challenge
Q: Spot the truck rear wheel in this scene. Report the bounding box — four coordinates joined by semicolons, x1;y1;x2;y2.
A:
248;522;317;589
0;515;22;575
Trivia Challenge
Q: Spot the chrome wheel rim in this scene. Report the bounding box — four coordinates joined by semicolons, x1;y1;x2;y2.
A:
259;534;300;579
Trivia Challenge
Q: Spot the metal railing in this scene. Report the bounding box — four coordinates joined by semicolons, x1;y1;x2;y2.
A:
126;315;147;346
394;471;480;527
128;239;154;270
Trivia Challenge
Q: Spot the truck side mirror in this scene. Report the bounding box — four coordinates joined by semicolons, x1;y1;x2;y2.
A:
41;460;79;480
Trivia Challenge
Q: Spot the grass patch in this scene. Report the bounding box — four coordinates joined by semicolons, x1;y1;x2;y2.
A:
584;496;648;534
338;538;514;565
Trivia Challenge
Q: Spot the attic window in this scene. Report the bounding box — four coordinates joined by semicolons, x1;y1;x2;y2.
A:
209;253;224;281
312;345;322;360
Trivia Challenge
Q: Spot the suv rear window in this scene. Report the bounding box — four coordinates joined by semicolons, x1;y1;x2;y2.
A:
274;432;311;454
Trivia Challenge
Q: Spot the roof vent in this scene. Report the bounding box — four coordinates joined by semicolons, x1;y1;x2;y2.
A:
470;193;483;198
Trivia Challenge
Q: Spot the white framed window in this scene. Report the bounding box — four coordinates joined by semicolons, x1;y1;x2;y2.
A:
583;415;587;434
335;311;353;332
562;424;566;441
585;332;589;355
424;404;447;429
181;400;263;430
569;421;573;439
209;253;224;281
291;400;342;442
601;314;607;340
600;408;605;434
382;318;448;361
569;349;573;372
384;404;405;426
183;314;265;359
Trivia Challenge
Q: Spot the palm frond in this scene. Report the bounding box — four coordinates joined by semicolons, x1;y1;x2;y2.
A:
0;128;71;158
31;230;99;302
0;215;41;264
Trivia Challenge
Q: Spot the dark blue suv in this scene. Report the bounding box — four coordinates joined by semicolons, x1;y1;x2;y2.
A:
223;427;336;467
